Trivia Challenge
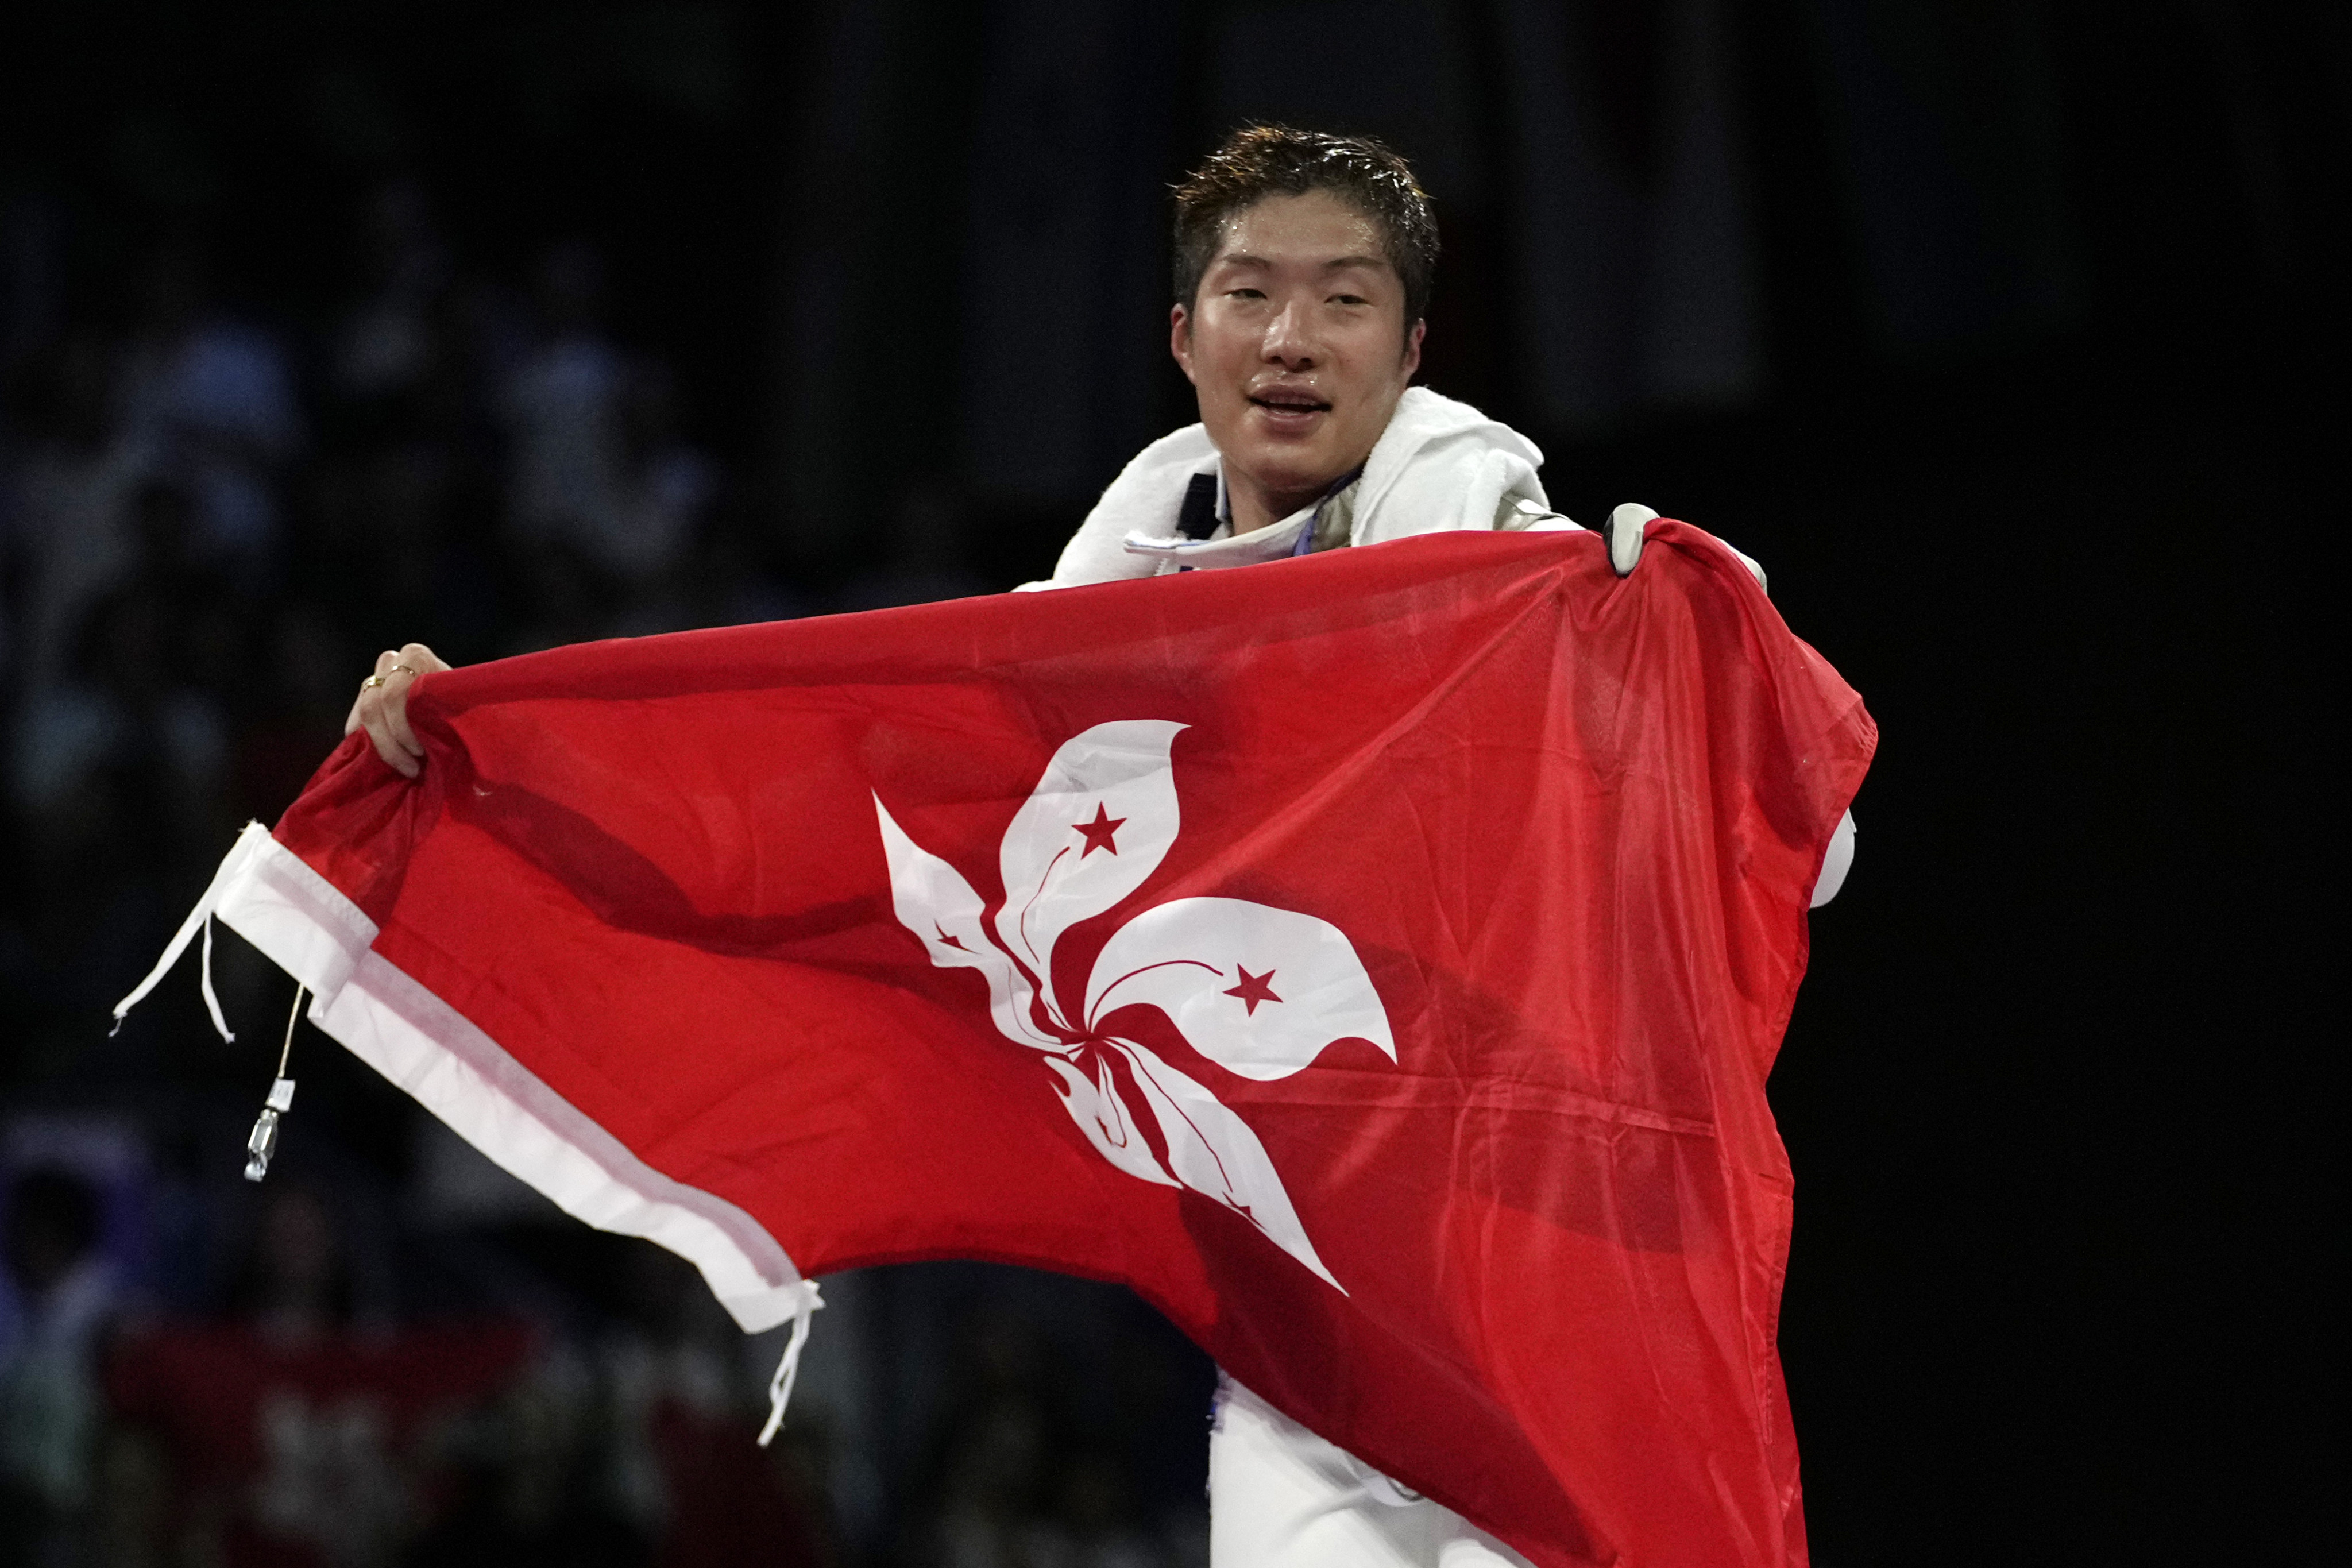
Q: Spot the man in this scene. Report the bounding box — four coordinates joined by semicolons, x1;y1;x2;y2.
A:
1041;126;1543;570
350;125;1851;1566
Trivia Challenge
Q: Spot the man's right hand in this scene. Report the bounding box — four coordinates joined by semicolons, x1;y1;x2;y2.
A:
343;643;451;779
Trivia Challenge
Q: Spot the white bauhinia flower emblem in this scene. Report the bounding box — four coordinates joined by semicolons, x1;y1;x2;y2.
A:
874;720;1395;1292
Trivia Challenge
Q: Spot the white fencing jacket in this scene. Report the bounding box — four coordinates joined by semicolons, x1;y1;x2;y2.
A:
1029;387;1571;585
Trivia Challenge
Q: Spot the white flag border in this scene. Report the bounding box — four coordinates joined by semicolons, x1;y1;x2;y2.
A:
204;821;816;1335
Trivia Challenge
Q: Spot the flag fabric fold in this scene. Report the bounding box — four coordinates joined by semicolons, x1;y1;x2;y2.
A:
186;525;1870;1567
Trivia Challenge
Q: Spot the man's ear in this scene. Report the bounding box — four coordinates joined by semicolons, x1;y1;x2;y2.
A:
1401;318;1425;383
1170;304;1198;384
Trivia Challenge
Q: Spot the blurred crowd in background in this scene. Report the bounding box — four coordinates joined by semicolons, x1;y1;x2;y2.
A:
0;177;1186;1568
0;0;2330;1563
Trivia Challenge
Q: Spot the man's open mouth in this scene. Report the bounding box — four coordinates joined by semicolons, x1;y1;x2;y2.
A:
1250;392;1332;414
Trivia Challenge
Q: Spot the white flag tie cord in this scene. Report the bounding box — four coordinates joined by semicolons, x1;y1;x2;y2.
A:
757;1280;825;1447
198;917;231;1042
111;820;277;1041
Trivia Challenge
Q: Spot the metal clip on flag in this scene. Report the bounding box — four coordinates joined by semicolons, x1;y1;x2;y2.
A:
244;985;307;1181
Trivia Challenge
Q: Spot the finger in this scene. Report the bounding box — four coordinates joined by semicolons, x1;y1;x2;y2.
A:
370;724;421;778
346;649;401;735
349;652;422;777
358;692;420;777
399;642;451;677
382;643;445;760
383;681;423;760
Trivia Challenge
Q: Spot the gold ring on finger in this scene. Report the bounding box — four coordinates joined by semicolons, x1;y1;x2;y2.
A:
362;674;388;689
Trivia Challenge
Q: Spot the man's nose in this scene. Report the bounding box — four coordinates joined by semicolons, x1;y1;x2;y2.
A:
1261;301;1317;369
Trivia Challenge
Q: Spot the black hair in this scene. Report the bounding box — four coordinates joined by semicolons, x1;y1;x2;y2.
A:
1172;125;1439;331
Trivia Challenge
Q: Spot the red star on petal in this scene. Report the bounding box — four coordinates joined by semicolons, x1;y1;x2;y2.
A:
1223;965;1282;1016
1073;802;1126;857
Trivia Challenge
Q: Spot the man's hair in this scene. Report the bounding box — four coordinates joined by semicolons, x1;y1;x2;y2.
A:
1172;125;1439;331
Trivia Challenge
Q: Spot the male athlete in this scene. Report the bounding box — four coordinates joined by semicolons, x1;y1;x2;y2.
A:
350;125;1852;1567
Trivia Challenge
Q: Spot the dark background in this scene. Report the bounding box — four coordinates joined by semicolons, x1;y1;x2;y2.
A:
0;2;2334;1564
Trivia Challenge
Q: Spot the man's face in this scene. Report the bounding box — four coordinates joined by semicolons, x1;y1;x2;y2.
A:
1173;190;1423;530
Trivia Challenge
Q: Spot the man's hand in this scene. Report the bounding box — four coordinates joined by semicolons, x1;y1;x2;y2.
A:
1604;503;1658;577
343;643;450;779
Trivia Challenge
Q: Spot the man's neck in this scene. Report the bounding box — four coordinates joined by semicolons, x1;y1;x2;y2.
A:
1226;470;1346;535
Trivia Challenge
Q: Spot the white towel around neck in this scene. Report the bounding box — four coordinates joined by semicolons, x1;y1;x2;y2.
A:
1028;387;1569;588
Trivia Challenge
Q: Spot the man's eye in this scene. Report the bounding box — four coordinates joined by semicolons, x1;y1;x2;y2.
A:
1330;294;1368;306
1227;288;1265;300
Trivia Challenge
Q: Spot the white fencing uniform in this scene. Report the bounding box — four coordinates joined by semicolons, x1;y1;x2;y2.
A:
1209;1376;1536;1567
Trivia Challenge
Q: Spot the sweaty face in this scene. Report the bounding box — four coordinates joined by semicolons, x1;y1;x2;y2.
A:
1173;190;1423;533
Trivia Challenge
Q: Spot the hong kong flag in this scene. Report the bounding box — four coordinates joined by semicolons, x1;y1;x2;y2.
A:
141;526;1870;1567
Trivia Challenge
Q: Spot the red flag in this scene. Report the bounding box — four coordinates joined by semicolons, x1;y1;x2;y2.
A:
177;526;1870;1567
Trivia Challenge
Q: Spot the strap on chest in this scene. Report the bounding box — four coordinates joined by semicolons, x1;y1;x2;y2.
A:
1177;472;1220;540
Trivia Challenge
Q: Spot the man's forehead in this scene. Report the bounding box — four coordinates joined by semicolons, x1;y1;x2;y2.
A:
1209;192;1394;272
1208;249;1395;276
